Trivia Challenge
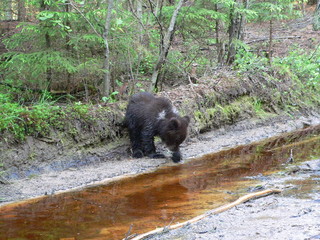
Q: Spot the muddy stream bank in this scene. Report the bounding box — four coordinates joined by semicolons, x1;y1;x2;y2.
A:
0;115;319;205
1;114;320;240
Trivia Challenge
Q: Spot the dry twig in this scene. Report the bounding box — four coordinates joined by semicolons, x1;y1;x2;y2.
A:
126;188;282;240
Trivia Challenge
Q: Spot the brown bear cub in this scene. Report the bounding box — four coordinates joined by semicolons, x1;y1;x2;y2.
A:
125;92;190;163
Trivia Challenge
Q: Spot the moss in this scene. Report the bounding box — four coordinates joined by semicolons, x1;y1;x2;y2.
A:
118;102;128;111
193;110;207;132
206;107;217;120
28;152;37;161
192;95;257;133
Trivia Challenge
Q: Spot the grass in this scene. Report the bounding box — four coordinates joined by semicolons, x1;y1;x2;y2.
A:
0;93;93;140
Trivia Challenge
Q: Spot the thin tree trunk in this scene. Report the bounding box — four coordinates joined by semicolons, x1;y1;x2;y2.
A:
102;0;114;97
6;0;13;20
137;0;143;43
149;0;184;92
215;3;223;64
18;0;27;21
154;0;161;16
226;0;247;65
227;2;235;64
300;0;306;15
268;19;273;64
41;0;52;89
65;1;72;93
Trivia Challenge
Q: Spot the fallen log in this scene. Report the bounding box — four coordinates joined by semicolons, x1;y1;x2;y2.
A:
126;188;282;240
246;35;301;44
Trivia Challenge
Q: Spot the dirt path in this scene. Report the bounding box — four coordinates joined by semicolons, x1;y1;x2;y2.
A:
1;113;319;207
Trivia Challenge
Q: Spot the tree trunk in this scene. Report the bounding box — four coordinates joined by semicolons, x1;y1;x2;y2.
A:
40;0;52;89
18;0;27;21
154;0;161;16
215;3;224;64
226;0;247;65
6;0;13;20
137;0;143;43
149;0;184;92
102;0;114;97
268;19;273;64
65;0;72;93
313;0;320;30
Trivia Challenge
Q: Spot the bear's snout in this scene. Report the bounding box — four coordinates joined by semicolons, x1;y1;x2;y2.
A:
172;151;181;163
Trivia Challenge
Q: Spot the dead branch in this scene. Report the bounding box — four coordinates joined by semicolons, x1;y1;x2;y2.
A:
126;188;281;240
124;224;136;240
246;35;301;44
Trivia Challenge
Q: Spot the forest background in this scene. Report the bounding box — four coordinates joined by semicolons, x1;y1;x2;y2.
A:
0;0;320;143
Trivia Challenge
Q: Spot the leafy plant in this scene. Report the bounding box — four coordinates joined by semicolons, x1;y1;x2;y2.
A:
273;48;320;87
102;91;119;103
0;93;60;139
234;48;268;73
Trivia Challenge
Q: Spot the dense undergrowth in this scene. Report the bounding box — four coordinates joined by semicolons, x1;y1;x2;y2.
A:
191;47;320;132
0;46;319;142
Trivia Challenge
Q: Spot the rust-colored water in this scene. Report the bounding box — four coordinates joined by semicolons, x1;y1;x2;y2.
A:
1;125;320;240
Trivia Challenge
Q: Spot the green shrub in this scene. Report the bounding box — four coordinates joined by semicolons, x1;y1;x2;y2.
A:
273;48;320;87
0;93;60;139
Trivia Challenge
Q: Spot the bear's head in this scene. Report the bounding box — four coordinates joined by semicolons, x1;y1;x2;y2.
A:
159;116;190;162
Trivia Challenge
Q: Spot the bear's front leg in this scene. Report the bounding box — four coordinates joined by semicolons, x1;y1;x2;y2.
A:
171;151;182;163
141;130;166;159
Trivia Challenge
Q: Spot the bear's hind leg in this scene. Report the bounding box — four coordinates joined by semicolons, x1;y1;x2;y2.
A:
128;128;144;158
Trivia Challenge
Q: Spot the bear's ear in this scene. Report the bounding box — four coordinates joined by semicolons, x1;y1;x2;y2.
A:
183;116;190;124
168;118;180;130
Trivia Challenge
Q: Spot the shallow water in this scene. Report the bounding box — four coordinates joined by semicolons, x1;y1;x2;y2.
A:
1;125;320;240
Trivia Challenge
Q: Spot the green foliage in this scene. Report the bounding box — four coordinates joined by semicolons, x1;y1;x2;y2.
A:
1;50;78;86
70;101;90;119
0;0;108;99
234;45;320;88
0;89;102;140
137;54;155;75
234;48;269;73
102;91;119;103
273;48;320;87
0;93;60;139
249;0;300;22
234;45;320;112
0;0;306;100
252;98;268;117
176;5;222;37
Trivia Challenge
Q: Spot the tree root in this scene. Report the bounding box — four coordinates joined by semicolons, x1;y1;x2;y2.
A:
126;188;282;240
